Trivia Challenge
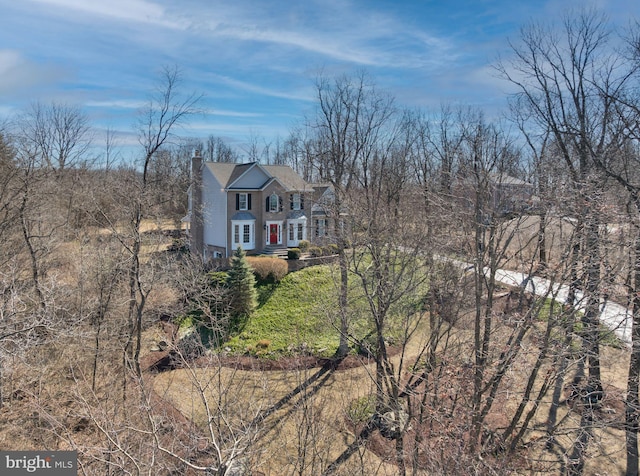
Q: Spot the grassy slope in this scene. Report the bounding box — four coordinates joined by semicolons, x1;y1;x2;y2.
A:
225;265;341;357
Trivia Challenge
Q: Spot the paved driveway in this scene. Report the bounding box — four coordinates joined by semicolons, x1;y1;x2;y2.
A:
441;256;633;346
494;268;632;346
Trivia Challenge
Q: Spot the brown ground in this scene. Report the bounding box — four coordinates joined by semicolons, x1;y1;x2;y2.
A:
147;291;632;475
1;218;632;475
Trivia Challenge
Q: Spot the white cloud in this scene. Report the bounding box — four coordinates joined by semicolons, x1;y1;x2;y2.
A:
212;24;383;66
25;0;188;29
0;49;62;98
0;50;23;76
85;99;146;109
207;73;313;102
192;2;455;69
205;109;264;118
187;120;289;140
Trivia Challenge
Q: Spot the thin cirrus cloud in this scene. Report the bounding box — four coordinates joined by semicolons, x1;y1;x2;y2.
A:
19;0;451;76
24;0;187;29
85;100;147;110
210;24;401;67
5;0;640;154
206;73;313;103
17;0;455;79
200;7;453;70
205;109;264;118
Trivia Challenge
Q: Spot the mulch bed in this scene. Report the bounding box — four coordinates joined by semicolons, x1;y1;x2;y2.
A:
144;349;382;373
205;353;374;371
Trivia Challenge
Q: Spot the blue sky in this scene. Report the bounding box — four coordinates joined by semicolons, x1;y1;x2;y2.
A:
2;0;640;159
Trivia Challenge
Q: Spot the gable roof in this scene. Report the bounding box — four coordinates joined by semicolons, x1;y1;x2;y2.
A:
227;163;256;186
204;162;238;187
489;173;532;186
262;165;309;191
311;185;335;214
204;161;309;191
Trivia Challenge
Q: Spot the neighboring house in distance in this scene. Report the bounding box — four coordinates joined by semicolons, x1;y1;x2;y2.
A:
487;173;536;216
456;172;536;220
186;150;322;260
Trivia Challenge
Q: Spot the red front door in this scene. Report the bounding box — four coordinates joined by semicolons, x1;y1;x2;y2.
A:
269;224;278;244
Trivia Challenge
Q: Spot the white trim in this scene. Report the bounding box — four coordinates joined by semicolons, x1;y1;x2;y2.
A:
315;217;328;238
231;219;256;250
269;193;279;212
238;192;249;210
292;192;302;210
265;220;283;246
287;217;307;247
224;194;228;256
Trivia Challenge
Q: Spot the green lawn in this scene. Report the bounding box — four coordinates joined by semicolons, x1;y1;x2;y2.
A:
225;265;343;357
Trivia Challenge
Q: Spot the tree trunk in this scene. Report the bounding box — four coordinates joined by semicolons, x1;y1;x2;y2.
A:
547;320;573;445
337;246;350;357
625;199;640;476
92;318;102;392
538;210;547;267
567;407;594;476
471;182;487;451
583;214;603;401
19;195;46;311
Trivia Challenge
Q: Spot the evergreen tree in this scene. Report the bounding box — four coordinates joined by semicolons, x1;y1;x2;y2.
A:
226;246;257;333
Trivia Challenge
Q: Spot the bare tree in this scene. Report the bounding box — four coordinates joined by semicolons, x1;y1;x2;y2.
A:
0;131;19;266
204;135;239;163
114;66;201;377
309;71;395;357
146;139;197;225
242;130;265;163
279;128;320;182
578;25;640;473
9;102;92;309
87;236;127;392
18;101;92;173
0;130;27;407
454;114;531;451
497;11;636;472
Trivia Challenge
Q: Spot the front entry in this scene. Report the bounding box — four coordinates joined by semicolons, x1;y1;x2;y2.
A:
269;224;279;244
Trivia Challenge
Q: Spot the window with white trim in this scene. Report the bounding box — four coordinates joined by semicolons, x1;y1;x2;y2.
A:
291;193;304;211
287;218;307;246
315;218;328;237
237;193;249;211
269;193;278;212
231;220;255;250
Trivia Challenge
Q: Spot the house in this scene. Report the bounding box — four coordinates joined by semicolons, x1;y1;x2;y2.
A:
455;172;536;220
186;150;325;260
488;173;536;216
309;184;336;244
